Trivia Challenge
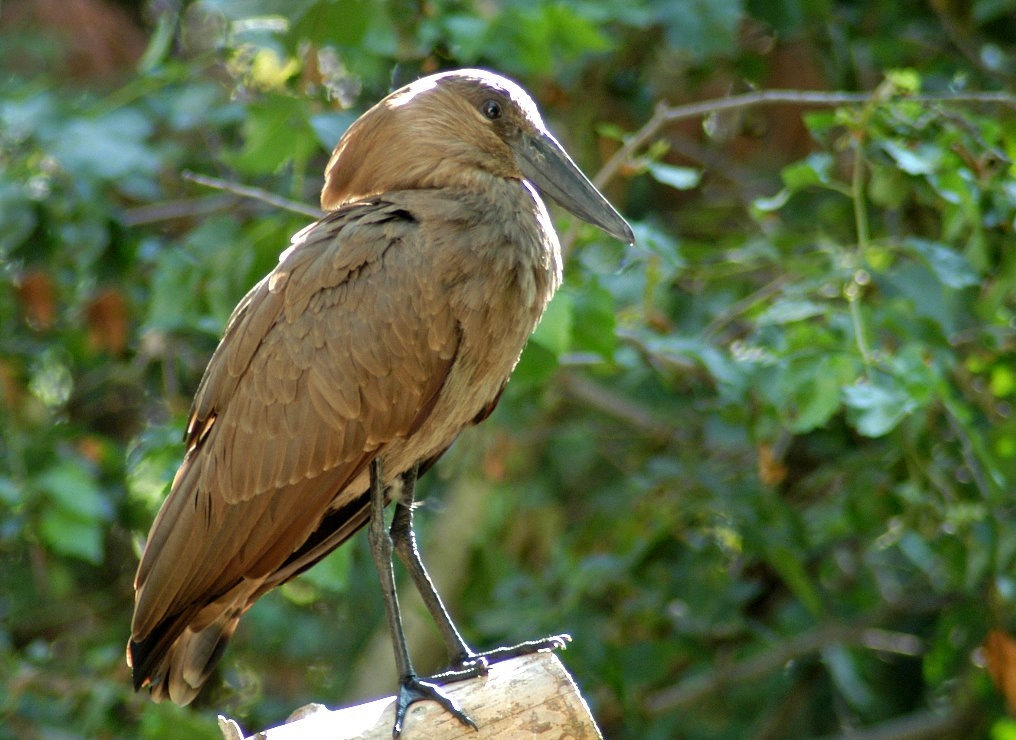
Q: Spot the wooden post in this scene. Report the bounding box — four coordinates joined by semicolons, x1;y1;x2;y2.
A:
218;652;602;740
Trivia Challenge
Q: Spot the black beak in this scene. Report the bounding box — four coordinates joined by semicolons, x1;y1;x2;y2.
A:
515;130;634;245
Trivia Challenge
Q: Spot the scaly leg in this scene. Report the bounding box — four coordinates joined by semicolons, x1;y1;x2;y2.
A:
389;466;571;680
367;459;476;738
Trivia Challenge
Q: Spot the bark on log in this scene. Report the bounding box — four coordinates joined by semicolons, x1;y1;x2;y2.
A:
218;652;602;740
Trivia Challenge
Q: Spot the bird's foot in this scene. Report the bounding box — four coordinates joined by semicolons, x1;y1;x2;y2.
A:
448;633;572;674
392;674;477;738
390;635;571;735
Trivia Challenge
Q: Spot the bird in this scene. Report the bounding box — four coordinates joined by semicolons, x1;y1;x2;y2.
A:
128;67;633;734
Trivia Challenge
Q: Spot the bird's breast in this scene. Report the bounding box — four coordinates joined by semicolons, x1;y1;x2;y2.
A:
377;181;562;481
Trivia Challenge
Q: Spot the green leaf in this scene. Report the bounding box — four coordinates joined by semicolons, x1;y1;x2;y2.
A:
35;461;108;521
747;0;811;34
992;719;1016;740
139;701;223;740
488;3;611;74
867;163;908;208
752;188;790;213
570;281;616;360
781;354;859;433
296;546;352;592
144;248;204;332
512;341;559;388
39;508;104;565
0;477;19;506
768;543;823;617
903;237;980;289
442;15;493;62
655;0;743;60
649;335;746;399
309;111;356;150
782;152;836;191
49;109;156;181
881;139;941;175
0;90;57;140
646;162;701;191
756;299;826;325
882;262;961;336
991;365;1016;397
823;645;876;711
33;459;109;565
842;381;917;437
884;67;922;94
127;422;185;513
231;94;320;175
632;220;685;271
531;290;573;356
927;168;970;206
0;181;37;253
898;530;945;589
292;0;371;46
541;3;612;57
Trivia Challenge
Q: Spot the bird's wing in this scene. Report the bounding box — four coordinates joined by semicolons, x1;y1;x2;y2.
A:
131;200;460;644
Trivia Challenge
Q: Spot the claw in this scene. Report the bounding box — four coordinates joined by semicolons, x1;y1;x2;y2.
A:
392;675;477;738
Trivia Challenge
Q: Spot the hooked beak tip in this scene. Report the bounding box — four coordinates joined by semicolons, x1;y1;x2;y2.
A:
613;220;636;247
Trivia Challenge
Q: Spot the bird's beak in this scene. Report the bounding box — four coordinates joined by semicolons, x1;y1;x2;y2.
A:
515;130;635;245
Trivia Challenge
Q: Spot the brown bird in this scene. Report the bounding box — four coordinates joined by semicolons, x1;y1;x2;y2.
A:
128;68;633;733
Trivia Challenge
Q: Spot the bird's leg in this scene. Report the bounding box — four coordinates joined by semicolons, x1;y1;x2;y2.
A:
390;466;572;681
390;465;477;668
367;458;476;737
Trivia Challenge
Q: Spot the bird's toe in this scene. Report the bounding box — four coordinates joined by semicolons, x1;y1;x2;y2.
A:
392;675;477;738
455;633;572;668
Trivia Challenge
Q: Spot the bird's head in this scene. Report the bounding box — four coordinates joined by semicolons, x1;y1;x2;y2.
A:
320;68;633;244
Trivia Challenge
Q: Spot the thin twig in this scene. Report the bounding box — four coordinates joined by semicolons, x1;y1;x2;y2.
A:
701;275;790;339
666;88;1014;122
119;195;236;226
557;372;682;444
181;170;324;220
943;398;994;501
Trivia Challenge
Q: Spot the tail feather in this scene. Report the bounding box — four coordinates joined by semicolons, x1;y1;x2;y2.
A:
128;492;374;705
128;613;240;705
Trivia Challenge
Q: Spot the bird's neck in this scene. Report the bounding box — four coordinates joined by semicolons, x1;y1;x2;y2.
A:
456;176;562;292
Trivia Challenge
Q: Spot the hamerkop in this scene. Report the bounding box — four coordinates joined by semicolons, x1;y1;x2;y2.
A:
128;68;633;734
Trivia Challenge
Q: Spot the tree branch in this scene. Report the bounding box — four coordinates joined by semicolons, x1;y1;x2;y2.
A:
556;372;685;445
815;705;980;740
643;620;871;715
643;613;935;715
563;87;1016;256
594;88;1016;192
119;194;236;226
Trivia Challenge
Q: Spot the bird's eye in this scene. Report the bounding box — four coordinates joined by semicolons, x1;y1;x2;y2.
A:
481;99;502;120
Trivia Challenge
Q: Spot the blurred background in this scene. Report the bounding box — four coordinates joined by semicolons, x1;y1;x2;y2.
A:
3;1;1016;737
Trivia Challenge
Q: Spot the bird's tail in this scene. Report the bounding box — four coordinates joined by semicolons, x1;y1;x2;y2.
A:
128;612;239;705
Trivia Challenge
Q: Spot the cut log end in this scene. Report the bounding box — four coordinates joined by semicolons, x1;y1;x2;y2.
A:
220;652;602;740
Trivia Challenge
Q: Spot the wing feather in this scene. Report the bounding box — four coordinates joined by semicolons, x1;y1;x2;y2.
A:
131;200;460;663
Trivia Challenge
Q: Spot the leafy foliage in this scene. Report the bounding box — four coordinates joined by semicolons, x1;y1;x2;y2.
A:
2;0;1016;738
